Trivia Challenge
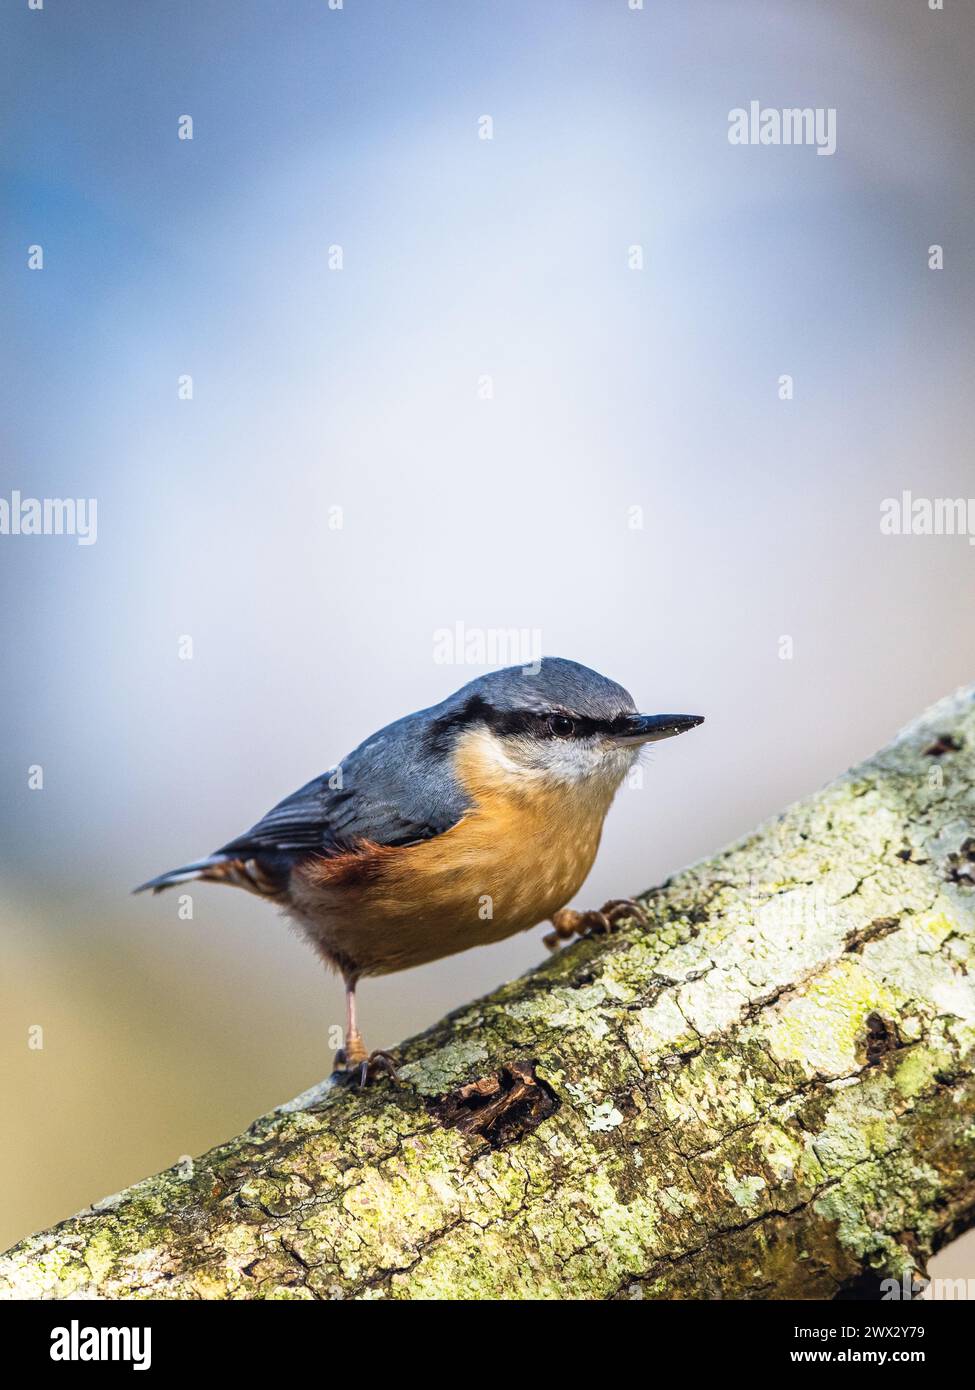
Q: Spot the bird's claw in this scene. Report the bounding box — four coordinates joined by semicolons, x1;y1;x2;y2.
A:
332;1047;401;1089
544;897;650;950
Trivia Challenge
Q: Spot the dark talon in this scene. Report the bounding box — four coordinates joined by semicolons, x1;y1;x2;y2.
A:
334;1049;401;1089
358;1050;399;1088
547;897;649;949
602;898;649;927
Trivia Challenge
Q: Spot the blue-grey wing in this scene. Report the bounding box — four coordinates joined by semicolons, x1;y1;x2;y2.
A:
217;776;452;856
216;712;469;860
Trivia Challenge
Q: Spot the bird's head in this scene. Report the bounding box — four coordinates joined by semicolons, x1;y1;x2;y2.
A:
426;657;703;798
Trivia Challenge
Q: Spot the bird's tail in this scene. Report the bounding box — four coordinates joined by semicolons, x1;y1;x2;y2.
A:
132;855;236;895
133;853;284;898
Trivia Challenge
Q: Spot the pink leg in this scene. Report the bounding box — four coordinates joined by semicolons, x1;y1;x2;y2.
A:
333;978;398;1088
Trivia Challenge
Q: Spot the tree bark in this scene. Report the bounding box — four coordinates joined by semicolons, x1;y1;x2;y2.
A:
3;688;975;1301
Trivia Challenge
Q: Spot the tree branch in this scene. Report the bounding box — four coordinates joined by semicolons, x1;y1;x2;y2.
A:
3;687;975;1300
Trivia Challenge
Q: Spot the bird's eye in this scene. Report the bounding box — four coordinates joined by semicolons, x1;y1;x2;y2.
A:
548;714;575;737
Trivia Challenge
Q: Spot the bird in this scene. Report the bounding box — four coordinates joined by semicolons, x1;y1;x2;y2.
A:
135;658;703;1085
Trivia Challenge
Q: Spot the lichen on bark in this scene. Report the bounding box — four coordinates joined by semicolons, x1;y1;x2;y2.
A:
2;687;974;1300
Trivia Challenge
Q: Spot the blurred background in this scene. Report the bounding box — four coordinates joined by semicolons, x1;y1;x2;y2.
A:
2;0;974;1276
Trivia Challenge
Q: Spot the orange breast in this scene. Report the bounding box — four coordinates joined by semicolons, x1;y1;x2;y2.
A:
289;728;618;977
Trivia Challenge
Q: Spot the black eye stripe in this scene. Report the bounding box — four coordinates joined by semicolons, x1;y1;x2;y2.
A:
426;695;629;753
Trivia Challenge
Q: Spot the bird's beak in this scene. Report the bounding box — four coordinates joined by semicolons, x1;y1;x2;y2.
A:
610;713;704;746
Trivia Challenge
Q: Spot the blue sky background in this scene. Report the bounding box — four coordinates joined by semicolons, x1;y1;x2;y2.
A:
1;0;974;1250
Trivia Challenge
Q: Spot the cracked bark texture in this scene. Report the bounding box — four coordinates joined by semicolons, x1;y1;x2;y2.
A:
3;687;975;1301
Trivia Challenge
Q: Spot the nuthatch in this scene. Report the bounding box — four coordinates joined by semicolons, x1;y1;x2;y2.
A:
136;658;703;1084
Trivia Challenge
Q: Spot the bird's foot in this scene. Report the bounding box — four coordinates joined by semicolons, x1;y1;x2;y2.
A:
332;1046;400;1089
543;897;650;951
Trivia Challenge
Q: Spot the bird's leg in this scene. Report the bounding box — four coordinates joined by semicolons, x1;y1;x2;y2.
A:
544;898;650;951
339;978;368;1067
332;978;399;1088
